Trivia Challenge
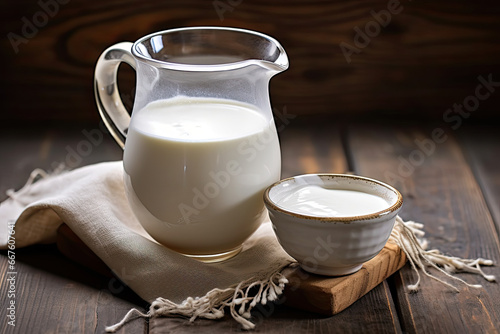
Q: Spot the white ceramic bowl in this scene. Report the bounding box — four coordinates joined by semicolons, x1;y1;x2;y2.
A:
264;174;403;276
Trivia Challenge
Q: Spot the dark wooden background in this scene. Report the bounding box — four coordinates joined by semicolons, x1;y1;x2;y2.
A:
1;0;500;124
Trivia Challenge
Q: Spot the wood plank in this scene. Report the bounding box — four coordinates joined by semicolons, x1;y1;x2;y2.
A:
0;123;123;201
347;124;500;333
150;282;402;333
280;121;349;178
0;125;146;333
283;242;406;315
1;1;500;123
459;125;500;232
0;245;146;334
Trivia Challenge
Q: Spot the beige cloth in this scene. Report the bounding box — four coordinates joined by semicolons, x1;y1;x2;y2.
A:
0;161;293;310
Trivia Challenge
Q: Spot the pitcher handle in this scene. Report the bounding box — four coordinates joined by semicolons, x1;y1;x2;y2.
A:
94;42;136;149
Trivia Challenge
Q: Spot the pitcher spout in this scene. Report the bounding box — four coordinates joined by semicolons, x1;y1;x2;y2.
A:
132;26;289;74
128;26;288;114
249;41;289;75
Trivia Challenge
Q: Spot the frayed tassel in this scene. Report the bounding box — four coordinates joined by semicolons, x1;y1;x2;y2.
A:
106;264;290;332
105;308;149;333
6;164;66;202
389;216;496;293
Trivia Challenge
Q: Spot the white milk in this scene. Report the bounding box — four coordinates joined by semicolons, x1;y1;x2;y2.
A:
123;97;281;255
277;185;389;217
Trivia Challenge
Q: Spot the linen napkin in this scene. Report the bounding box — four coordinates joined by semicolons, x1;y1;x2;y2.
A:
0;161;294;330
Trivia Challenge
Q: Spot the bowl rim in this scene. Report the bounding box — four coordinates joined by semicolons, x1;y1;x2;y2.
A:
263;173;403;222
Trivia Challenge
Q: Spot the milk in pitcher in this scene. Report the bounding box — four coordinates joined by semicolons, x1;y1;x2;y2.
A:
123;97;281;256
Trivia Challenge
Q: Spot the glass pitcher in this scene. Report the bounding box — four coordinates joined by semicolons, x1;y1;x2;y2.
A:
94;27;288;262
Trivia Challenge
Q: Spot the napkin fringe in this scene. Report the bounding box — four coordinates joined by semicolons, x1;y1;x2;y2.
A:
6;164;65;203
105;263;291;332
389;216;496;292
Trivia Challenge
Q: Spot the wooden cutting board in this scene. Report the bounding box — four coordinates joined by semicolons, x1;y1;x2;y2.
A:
56;224;406;315
281;241;406;315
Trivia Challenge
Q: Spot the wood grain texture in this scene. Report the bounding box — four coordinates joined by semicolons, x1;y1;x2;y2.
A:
1;0;500;123
0;123;123;201
0;124;143;334
280;121;349;178
347;124;500;333
0;246;147;334
283;241;407;315
460;126;500;232
1;122;499;332
149;284;403;334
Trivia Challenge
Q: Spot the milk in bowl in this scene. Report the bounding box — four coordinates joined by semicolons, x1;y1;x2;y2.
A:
123;96;281;260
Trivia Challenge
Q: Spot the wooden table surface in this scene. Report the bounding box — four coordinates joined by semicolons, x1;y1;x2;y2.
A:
1;120;499;333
